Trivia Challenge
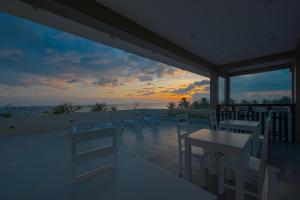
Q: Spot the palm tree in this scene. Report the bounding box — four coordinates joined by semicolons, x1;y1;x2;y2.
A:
252;100;259;104
275;96;291;104
111;106;117;111
241;99;251;104
167;101;177;116
191;101;200;109
0;104;16;118
199;98;209;108
133;102;140;109
262;99;269;104
0;112;13;118
167;102;177;110
178;97;190;109
53;102;81;114
230;98;236;104
91;103;108;112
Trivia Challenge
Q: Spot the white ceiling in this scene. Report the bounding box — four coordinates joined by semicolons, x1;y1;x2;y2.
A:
97;0;300;65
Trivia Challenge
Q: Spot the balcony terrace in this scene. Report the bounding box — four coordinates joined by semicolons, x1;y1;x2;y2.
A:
0;0;300;200
0;116;299;200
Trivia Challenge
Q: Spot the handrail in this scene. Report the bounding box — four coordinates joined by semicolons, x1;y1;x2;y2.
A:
217;104;295;144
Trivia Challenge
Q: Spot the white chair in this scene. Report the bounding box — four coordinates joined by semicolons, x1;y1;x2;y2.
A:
210;109;218;130
69;121;96;134
218;117;271;196
258;110;274;154
123;110;146;127
69;127;117;182
261;165;280;200
176;113;209;187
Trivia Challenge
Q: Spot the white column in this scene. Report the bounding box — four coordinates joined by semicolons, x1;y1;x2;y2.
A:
224;77;231;104
210;73;219;109
295;43;300;143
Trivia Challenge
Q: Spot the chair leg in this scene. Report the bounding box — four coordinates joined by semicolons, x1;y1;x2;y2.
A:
178;152;183;177
218;159;225;194
208;151;216;175
199;158;207;188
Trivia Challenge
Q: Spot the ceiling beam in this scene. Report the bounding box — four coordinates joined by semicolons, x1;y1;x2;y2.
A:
19;0;216;74
228;63;292;77
218;50;296;72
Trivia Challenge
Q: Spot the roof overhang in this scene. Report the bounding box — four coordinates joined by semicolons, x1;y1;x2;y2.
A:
219;50;296;77
0;0;299;78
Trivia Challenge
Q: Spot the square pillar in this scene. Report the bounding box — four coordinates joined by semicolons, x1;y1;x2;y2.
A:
295;43;300;143
224;77;231;104
210;73;219;109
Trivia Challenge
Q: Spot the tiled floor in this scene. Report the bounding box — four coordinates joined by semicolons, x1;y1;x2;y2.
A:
0;121;299;199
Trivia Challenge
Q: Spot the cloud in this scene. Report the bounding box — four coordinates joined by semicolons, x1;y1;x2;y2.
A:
160;89;170;94
0;48;23;58
0;12;182;90
0;44;181;89
192;93;209;101
67;79;82;84
140;91;155;96
241;90;291;100
0;12;292;105
93;77;119;87
194;80;210;86
131;88;155;96
231;70;291;92
139;75;153;81
171;80;210;94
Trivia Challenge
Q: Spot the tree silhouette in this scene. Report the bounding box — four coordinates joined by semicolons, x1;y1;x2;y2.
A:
178;97;191;109
91;103;108;112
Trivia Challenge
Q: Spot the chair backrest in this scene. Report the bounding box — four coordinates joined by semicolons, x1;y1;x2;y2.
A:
261;165;280;200
259;117;271;191
235;106;249;120
176;113;189;135
69;121;96;134
261;117;271;168
176;113;190;151
70;127;117;182
78;121;96;131
210;109;218;130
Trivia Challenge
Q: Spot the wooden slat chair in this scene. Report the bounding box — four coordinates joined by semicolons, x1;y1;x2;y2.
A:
176;113;209;187
218;117;271;196
69;121;96;134
69;127;117;182
261;165;280;200
209;109;218;130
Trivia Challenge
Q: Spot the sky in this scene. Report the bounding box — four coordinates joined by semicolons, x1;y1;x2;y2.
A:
0;12;291;106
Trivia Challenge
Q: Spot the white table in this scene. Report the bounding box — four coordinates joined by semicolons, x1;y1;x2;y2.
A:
72;158;217;200
219;120;260;156
184;129;251;200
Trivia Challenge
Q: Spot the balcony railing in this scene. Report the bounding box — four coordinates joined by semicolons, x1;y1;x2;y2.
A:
217;104;295;145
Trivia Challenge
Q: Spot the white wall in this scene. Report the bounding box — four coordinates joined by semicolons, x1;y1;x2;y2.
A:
0;109;169;136
0;109;210;136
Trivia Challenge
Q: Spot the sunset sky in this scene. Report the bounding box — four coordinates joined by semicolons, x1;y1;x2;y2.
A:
0;12;291;106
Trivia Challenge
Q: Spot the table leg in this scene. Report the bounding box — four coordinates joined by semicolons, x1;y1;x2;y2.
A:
184;139;192;181
252;127;259;157
236;153;246;200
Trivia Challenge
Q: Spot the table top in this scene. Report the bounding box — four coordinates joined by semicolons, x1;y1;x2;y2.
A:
219;119;260;127
186;129;250;155
73;158;216;200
